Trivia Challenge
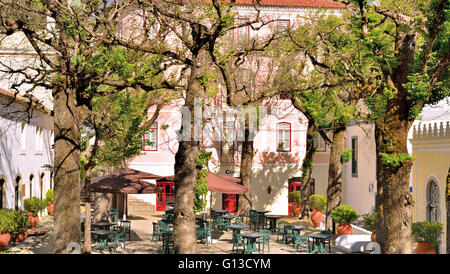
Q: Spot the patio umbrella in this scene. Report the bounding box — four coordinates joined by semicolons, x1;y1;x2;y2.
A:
206;172;247;194
90;168;163;220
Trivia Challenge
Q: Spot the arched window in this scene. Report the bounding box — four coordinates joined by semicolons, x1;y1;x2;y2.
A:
29;174;34;198
40;172;45;200
277;122;291;152
15;175;21;210
427;179;440;222
0;176;5;209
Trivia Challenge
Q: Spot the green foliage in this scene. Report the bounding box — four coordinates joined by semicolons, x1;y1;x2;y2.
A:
412;221;443;246
380;153;416;167
0;209;14;233
288;191;302;204
194;149;212;213
0;209;30;234
361;212;377;231
45;189;54;206
24;197;46;217
330;205;359;225
341;149;352;163
10;210;30;234
308;194;327;211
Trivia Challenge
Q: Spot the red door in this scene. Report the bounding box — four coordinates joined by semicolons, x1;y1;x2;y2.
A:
156;181;175;211
288;181;302;215
222;194;238;213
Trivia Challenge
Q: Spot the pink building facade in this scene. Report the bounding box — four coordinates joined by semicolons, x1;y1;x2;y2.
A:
126;1;344;215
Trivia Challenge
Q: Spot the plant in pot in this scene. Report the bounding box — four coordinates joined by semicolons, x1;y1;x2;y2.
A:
288;191;302;217
361;212;377;242
46;189;54;216
308;194;327;227
24;197;46;228
11;210;30;243
0;208;13;250
412;221;443;254
330;205;359;235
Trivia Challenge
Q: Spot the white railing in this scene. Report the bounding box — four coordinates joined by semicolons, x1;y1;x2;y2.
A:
412;121;450;139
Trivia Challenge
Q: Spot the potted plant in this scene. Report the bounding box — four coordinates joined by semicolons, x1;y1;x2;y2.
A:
46;189;54;216
0;209;13;250
361;212;377;242
330;205;359;235
308;194;327;227
11;210;30;243
24;197;46;228
412;221;443;254
288;191;302;217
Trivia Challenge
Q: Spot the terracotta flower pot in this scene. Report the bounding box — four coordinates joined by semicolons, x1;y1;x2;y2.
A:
371;229;376;242
414;242;436;254
47;204;54;216
336;223;353;235
28;212;40;229
0;231;11;251
12;232;27;243
292;203;301;217
310;209;324;227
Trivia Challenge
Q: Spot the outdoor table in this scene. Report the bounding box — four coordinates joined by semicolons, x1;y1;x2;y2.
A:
214;210;232;215
240;233;264;254
92;222;115;231
307;234;332;254
226;224;249;236
223;215;236;226
91;230;114;251
265;215;282;232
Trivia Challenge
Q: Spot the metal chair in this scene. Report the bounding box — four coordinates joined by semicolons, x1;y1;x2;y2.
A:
111;226;127;250
196;223;212;245
231;233;246;254
152;221;163;242
276;221;286;243
119;220;131;240
293;230;308;253
160;231;174;254
258;229;271;253
213;215;226;232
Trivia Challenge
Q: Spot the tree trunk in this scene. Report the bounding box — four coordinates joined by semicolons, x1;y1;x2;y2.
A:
325;126;346;230
53;87;81;254
83;176;92;254
375;119;414;254
237;115;253;215
299;119;317;218
172;49;207;254
93;193;113;223
446;168;450;254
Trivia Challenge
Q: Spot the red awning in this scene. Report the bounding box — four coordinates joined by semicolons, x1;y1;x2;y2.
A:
155;172;247;194
205;172;247;194
89;168;163;194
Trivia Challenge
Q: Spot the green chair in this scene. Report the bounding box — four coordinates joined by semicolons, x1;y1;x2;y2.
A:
231;233;246;254
249;210;258;231
152;221;163;242
257;214;268;231
233;215;244;225
213;215;226;232
258;229;271;253
276;221;286;243
111;227;127;250
284;225;294;244
293;230;308;253
196;223;212;245
160;231;174;254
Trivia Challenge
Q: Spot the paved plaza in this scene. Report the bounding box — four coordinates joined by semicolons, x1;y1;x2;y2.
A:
2;213;352;254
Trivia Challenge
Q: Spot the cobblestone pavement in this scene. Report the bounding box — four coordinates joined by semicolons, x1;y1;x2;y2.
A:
3;213;350;254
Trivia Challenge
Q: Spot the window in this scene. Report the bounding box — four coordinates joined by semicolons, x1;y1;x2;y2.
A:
277;122;291;152
0;177;5;209
143;124;158;151
221;121;240;163
351;136;358;177
15;176;21;210
275;19;290;34
29;174;34;198
20;123;26;152
427;179;440;222
314;133;326;152
40;173;45;201
235;18;250;46
35;126;44;153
